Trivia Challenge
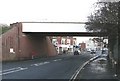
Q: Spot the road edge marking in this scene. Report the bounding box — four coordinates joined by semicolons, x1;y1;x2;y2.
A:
70;55;100;81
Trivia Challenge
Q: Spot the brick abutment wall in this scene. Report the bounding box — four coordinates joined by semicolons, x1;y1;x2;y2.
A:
0;22;57;61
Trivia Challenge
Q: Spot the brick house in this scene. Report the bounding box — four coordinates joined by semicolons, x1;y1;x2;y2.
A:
51;36;77;54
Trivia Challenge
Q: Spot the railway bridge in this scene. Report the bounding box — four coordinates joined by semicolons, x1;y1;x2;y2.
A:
1;22;107;61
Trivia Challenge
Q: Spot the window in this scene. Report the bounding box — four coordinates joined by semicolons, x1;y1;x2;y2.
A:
67;39;70;45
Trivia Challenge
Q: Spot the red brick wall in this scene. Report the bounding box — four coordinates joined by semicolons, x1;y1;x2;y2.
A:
80;43;86;49
19;23;58;59
56;37;75;45
1;22;57;61
57;37;61;44
0;36;2;61
1;23;19;61
46;37;57;56
70;38;73;45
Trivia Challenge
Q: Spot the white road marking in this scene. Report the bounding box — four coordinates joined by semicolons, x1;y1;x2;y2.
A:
0;67;28;75
44;61;50;64
34;63;44;66
53;60;57;61
53;59;62;62
0;67;21;73
31;61;50;66
58;59;62;61
1;59;61;75
70;55;100;81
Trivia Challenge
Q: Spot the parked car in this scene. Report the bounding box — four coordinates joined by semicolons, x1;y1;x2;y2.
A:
102;48;108;54
78;50;81;54
102;50;107;54
87;50;91;52
87;49;91;53
101;53;108;57
74;50;79;55
90;50;96;54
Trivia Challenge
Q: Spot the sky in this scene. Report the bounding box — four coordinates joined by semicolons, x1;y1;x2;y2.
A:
0;0;98;42
0;0;98;25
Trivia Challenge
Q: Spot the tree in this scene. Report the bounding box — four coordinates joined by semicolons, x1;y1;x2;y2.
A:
0;24;11;35
86;2;118;32
85;1;119;52
92;37;103;43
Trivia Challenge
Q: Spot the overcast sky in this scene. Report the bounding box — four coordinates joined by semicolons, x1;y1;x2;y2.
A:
0;0;98;25
0;0;98;43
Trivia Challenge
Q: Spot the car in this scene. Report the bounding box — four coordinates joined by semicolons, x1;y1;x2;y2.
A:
87;49;91;52
90;50;96;54
101;50;108;57
102;48;108;54
78;50;81;54
102;50;107;54
87;50;91;52
101;54;108;57
74;50;79;55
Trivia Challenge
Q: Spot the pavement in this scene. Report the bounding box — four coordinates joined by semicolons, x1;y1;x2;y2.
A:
75;55;119;81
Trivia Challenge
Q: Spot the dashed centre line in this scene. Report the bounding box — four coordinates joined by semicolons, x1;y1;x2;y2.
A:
53;59;62;62
2;58;62;75
31;61;50;66
31;59;62;66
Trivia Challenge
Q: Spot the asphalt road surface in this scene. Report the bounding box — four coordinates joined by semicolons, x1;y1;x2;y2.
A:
2;53;95;79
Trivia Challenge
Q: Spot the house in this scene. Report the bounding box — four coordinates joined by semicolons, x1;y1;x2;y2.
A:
50;36;77;54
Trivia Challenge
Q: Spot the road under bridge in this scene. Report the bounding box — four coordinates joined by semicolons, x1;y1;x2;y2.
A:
1;22;107;61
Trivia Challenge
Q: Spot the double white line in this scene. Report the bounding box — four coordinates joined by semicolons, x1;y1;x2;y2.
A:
0;67;28;75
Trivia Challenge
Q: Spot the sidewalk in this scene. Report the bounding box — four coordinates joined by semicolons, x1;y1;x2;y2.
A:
76;56;119;81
